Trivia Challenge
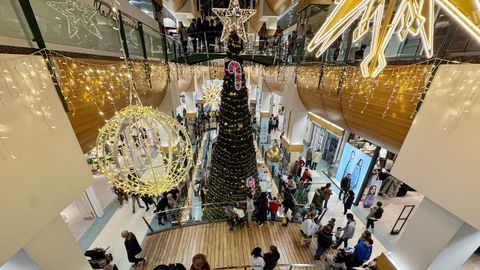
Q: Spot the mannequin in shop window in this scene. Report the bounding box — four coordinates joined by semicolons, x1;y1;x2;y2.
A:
350;159;364;191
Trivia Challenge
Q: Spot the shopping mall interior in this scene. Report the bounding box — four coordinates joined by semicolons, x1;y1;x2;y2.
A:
1;0;480;269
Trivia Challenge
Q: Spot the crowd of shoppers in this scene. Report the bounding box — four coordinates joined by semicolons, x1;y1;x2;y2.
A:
176;17;223;55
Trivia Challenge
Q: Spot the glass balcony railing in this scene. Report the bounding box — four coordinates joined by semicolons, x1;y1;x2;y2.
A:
0;0;166;61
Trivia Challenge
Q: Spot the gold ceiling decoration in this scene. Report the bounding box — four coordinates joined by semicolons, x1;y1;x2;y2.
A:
307;0;480;78
96;105;193;196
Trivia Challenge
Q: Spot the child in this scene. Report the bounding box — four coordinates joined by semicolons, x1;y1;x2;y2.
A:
335;227;342;242
269;197;281;223
328;218;336;229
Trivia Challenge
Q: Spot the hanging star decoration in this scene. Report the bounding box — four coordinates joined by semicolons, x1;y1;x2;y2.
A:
47;0;103;39
203;82;222;107
212;0;256;42
307;0;480;78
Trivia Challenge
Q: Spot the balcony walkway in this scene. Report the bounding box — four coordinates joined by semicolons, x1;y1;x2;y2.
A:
137;221;319;269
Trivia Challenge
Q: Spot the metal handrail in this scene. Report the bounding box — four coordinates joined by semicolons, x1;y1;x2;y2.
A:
215;263;321;270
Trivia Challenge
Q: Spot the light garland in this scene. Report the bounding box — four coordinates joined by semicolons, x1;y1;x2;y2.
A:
212;0;256;42
0;54;56;129
307;0;480;78
96;105;193;196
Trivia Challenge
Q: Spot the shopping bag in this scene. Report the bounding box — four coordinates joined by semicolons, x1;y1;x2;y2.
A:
281;216;288;226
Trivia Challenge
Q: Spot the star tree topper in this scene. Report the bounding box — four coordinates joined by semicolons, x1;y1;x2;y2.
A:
212;0;256;42
307;0;480;78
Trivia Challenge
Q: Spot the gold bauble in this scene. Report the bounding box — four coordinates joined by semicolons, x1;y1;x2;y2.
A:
266;146;283;163
96;105;193;196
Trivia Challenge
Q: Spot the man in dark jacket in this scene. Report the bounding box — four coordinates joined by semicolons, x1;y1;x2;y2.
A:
339;174;351;201
263;245;280;269
121;230;146;265
154;192;169;225
188;19;197;53
315;225;333;260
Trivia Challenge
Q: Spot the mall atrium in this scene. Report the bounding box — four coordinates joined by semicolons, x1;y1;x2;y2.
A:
1;0;480;269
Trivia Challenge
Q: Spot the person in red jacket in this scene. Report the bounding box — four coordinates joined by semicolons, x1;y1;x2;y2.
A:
269;197;281;223
300;169;311;184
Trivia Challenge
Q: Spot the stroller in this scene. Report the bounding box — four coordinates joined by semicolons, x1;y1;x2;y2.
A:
84;247;114;269
225;206;245;231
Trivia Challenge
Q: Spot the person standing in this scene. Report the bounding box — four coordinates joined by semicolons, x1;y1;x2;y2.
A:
251;247;265;270
255;192;269;226
311;149;322;170
246;194;255;227
154;192;168;225
190;254;210;270
268;197;281;223
336;213;356;248
273;25;283;46
343;189;355;215
113;186;128;206
263;246;280;270
282;190;295;224
311;187;325;214
196;18;205;52
178;21;189;55
314;225;333;260
188;19;198;53
339;174;351;201
121;230;146;266
351;239;373;267
366;201;383;232
323;183;333;209
202;18;210;52
258;23;268;53
305;148;313;169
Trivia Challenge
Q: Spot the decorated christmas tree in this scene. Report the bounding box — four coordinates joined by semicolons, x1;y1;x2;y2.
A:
206;32;259;204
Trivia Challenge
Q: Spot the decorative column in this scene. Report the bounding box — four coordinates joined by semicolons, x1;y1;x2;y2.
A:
259;89;272;144
280;80;308;166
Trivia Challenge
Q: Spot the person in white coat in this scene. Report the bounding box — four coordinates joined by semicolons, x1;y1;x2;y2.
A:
311;149;322;170
251;247;265;270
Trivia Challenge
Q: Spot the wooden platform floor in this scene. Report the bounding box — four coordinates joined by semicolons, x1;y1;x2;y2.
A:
137;222;321;269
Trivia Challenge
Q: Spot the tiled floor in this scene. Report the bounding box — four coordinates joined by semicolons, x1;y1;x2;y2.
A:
86;198;154;270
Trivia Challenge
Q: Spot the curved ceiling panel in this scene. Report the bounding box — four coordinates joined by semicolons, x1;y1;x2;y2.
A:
297;64;432;153
178;78;193;92
164;0;187;11
266;0;292;15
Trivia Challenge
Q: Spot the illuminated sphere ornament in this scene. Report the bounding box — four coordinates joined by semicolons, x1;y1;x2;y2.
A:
95;105;193;196
266;145;283;163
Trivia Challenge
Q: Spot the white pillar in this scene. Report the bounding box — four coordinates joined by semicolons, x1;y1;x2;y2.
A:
85;187;104;218
391;197;480;270
24;216;91;270
279;80;308;164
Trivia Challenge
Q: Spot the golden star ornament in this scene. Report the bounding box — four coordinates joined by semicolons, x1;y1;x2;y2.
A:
307;0;480;78
212;0;256;42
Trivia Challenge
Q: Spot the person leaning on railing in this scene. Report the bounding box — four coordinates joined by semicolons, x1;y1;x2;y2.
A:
188;19;198;53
